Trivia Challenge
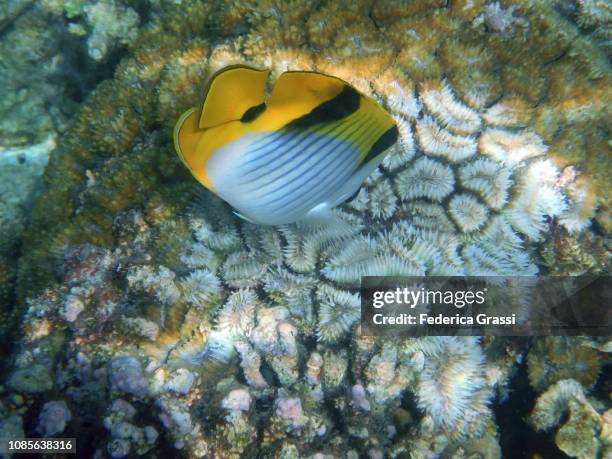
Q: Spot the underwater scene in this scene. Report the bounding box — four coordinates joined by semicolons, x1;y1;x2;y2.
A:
0;0;611;457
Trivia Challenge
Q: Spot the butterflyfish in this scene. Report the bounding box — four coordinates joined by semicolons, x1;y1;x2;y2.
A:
173;65;398;225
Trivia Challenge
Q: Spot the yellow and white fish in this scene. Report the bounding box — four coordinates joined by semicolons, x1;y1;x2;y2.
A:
173;65;398;225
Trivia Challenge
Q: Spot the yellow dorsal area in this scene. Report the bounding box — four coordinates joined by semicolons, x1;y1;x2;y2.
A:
264;71;345;122
174;67;396;192
198;65;270;129
187;73;345;174
353;96;397;162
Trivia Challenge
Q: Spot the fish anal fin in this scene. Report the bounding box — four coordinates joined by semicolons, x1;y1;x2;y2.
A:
199;65;270;129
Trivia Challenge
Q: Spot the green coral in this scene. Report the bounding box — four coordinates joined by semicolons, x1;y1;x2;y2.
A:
555;398;601;459
8;364;53;393
530;378;608;459
527;337;603;392
539;226;611;275
60;0;87;19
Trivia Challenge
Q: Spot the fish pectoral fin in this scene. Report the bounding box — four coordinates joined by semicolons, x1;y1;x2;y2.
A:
199;65;270;129
302;161;381;227
232;210;257;224
329;160;381;208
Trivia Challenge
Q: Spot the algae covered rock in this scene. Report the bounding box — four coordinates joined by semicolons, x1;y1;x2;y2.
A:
0;0;137;148
37;400;72;436
8;364;54;394
530;378;608;459
0;138;55;341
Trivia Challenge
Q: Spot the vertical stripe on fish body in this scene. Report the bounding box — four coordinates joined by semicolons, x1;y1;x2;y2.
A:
174;65;398;225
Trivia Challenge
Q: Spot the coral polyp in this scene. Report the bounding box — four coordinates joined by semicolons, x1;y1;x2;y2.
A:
410;337;491;437
395;156;455;202
420;80;482;134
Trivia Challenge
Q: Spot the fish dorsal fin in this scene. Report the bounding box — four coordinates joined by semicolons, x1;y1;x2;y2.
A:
267;71;346;111
199;65;270;129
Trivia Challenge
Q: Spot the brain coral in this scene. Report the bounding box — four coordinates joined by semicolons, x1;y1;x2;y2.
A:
5;0;611;457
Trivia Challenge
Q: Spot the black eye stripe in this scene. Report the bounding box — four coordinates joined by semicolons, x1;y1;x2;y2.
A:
240;103;267;122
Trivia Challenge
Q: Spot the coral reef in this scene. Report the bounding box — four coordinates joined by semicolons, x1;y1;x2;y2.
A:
526;336;612;458
0;0;139;148
0;138;54;261
0;138;55;364
530;378;610;458
0;0;146;341
82;0;140;61
0;3;67;148
527;337;604;391
571;0;612;58
41;0;142;61
1;0;610;457
37;400;72;436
